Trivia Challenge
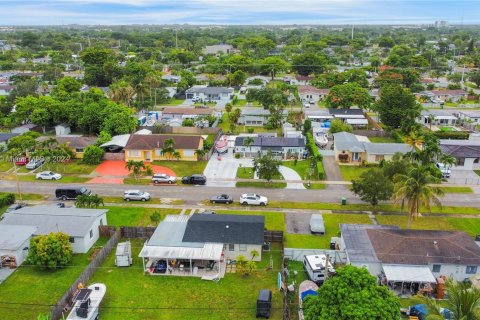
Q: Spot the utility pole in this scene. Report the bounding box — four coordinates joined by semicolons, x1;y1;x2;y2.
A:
461;63;466;89
175;29;178;49
351;24;354;40
324;253;330;282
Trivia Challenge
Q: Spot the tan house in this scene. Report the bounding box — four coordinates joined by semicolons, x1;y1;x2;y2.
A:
37;135;97;159
333;132;411;164
124;134;203;162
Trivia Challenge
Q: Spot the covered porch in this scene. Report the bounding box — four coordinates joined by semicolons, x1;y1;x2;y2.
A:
381;264;436;298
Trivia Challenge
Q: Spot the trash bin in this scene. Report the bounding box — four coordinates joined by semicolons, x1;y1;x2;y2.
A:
341;197;347;205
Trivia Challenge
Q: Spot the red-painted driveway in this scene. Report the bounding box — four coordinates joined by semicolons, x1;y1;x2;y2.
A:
94;160;177;177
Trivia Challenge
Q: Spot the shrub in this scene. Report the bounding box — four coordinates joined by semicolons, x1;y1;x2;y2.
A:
433;131;469;140
27;232;73;270
235;153;241;159
247;128;254;134
0;193;15;207
82;145;105;165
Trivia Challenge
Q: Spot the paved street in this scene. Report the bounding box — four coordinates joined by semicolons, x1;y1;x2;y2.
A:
2;180;480;208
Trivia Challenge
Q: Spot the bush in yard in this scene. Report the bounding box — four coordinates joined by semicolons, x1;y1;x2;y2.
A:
27;232;73;270
433;131;469;140
351;168;393;212
82;145;104;165
75;194;104;208
235;153;241;159
253;150;281;183
303;265;400;320
0;193;15;207
150;211;161;225
329;118;353;134
247;128;254;134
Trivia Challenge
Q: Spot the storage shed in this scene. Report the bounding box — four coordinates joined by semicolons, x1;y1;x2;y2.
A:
115;241;133;267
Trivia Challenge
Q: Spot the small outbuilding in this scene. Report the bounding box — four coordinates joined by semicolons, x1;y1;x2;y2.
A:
55;123;71;136
115;241;133;267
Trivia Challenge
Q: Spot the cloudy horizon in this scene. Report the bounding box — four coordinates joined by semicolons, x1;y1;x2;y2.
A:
0;0;478;26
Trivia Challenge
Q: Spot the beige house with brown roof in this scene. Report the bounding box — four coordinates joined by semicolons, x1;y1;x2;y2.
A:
124;134;203;162
37;135;97;159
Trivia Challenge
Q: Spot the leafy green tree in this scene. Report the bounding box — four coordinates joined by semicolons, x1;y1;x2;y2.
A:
261;56;289;79
253;150;281;183
325;83;371;109
194;149;206;161
56;76;82;94
329;119;353;134
352;168;393;212
228;70;247;86
27;232;73;270
469;70;480;87
7;131;39;151
393;165;444;228
101;104;137;135
303;265;400;320
380;153;412;180
376;84;421;132
292;52;327;76
82;145;104;165
150;211;161;225
95;131;112;146
75;194;104;208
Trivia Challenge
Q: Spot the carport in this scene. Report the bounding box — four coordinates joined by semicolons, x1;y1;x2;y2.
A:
382;264;436;296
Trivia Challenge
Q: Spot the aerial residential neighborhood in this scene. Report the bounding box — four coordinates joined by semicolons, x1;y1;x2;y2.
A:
1;1;480;320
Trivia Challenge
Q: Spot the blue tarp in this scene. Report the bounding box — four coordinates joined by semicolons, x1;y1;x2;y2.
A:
301;289;318;301
410;304;453;320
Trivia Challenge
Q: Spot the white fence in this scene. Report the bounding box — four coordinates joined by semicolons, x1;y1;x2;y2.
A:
284;248;348;264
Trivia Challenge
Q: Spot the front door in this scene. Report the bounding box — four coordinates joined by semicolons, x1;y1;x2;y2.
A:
352;152;359;161
145;151;151;161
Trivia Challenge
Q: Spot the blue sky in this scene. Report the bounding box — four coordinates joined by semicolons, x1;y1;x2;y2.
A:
0;0;478;25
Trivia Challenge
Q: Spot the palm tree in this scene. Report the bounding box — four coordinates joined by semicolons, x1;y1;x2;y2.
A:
405;131;424;150
108;83;136;107
427;114;436;130
243;137;255;157
161;138;176;160
172;151;181;161
125;160;146;180
194;149;206;161
417;278;480;320
392;165;444;229
440;153;456;170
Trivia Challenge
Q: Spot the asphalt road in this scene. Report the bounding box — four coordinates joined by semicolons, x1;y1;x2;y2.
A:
1;180;480;208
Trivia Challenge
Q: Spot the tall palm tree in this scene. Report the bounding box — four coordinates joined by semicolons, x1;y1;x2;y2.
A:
417;278;480;320
194;149;206;161
392;165;444;229
405;131;424;150
440;153;456;170
243;137;255;157
427;114;436;130
161;138;176;160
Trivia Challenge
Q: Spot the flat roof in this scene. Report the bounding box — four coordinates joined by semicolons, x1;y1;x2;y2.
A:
383;264;436;283
0;225;37;250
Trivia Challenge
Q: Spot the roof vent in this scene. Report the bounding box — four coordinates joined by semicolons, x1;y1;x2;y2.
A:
433;241;438;245
225;225;229;229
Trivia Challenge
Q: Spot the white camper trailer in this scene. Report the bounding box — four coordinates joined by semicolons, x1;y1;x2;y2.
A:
303;254;335;283
115;241;132;267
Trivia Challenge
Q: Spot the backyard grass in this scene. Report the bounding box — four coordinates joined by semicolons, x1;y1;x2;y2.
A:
282;160;319;181
0;192;49;201
438;186;473;193
151;160;207;177
156;98;184;106
217;210;286;231
0;251;92;319
284;213;372;249
89;239;283;320
236;181;287;189
339;165;374;181
105;206;181;227
368;136;397;143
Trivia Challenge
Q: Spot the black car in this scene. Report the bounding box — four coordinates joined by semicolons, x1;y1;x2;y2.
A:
256;289;272;319
181;174;207;185
55;186;91;200
210;194;233;204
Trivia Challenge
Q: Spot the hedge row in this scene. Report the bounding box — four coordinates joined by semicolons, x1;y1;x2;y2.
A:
305;132;325;180
0;193;15;207
433;131;469;140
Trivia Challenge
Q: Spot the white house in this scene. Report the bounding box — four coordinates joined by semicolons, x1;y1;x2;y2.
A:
418;110;457;127
341;224;480;284
298;86;329;103
139;214;264;279
185;86;233;102
0;225;37;267
455;110;480;128
0;206;107;253
203;44;234;55
11;123;38;135
234;136;306;159
440;139;480;170
237;107;288;126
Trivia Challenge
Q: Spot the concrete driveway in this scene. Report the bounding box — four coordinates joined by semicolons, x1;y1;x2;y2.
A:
285;211;313;234
203;150;252;187
279;166;305;189
448;169;480;185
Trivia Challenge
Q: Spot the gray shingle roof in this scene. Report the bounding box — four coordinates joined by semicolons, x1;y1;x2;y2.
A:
183;214;265;245
0;133;19;143
0;206;107;237
364;143;412;155
0;225;37;250
328;108;364;116
334;132;411;154
186;86;233;95
235;136;305;148
440;143;480;158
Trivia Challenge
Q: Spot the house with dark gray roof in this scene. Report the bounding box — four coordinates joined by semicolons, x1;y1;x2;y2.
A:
185;85;233;101
0;133;19;146
418;109;457;127
0;206;107;253
341;224;480;283
237;107;288;126
333;131;411;164
138;214;265;279
440;139;480;170
234;136;306;159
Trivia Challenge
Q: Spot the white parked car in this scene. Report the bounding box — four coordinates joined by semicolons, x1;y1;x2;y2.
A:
240;193;268;206
36;171;62;180
303;102;310;108
436;163;451;178
123;190;151;202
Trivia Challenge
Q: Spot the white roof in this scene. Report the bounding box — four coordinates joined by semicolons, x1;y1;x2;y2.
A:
134;129;152;135
138;243;223;260
383;264;436;283
307;115;333;120
100;134;131;148
346;119;368;125
0;225;37;250
334;114;365;119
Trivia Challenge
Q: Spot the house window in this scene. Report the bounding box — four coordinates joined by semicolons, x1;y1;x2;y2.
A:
89;230;93;239
432;264;441;273
466;266;477;274
155;149;162;156
69;237;75;243
457;157;465;166
75;148;84;153
100;218;103;226
239;244;247;251
352;152;360;161
228;244;235;251
128;150;140;157
184;150;194;157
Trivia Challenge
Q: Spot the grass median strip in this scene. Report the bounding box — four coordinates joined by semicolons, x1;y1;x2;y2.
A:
438;186;473;193
105;206;181;226
236;181;287;188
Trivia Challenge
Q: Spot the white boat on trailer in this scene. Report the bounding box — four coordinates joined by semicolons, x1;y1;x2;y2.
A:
66;283;106;320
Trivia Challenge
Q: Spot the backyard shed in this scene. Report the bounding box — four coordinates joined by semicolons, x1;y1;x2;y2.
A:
115;241;133;267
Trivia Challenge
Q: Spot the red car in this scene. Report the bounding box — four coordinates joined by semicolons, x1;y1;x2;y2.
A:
15;157;28;166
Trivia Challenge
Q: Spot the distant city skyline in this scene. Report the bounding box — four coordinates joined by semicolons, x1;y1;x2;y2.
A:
0;0;478;26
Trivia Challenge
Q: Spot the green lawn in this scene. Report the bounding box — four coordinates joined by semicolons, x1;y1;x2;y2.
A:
156;98;184;106
236;167;255;179
236;181;287;189
105;206;181;227
9;174;90;183
304;183;326;190
89;239;283;320
0;192;48;202
217;210;286;231
0;250;93;319
475;170;480;177
56;160;97;175
284;213;372;249
368;136;397;143
0;160;13;172
151;160;207;177
123;177;153;185
438;186;473;194
339;165;374;181
282;160;319;181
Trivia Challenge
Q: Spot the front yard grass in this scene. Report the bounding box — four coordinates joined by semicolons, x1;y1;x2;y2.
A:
282;160;319;181
304;183;326;189
123;177;153;185
0;160;13;172
368;136;397;143
284;213;372;249
438;186;473;194
89;239;283;320
7;174;90;183
152;160;207;177
475;170;480;177
105;206;181;227
0;249;93;319
339;165;374;181
236;181;287;189
236;167;255;179
57;160;97;175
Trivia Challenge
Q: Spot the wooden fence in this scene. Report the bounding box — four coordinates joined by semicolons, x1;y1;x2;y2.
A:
51;229;121;320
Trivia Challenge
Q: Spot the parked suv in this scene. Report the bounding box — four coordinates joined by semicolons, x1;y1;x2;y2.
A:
26;158;45;170
55;186;91;200
152;173;177;184
181;174;207;185
240;193;268;206
123;190;151;202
